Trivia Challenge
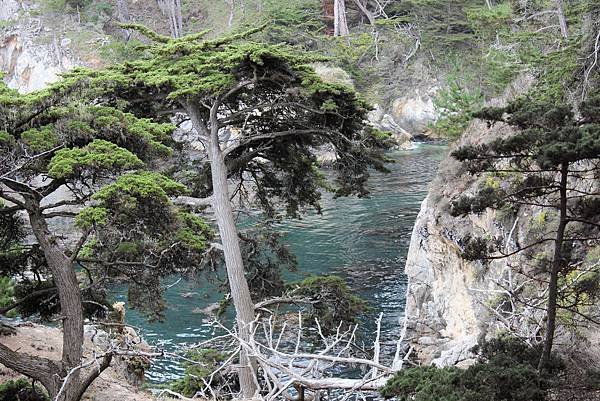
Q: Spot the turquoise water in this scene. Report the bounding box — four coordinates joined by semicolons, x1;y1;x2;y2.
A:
115;144;447;382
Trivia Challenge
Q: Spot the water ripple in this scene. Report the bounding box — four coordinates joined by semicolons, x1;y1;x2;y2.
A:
122;144;447;383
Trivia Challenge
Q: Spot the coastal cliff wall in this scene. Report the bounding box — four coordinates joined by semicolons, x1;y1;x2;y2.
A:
401;73;600;368
402;75;529;366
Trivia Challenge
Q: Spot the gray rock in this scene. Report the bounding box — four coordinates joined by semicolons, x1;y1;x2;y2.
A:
400;74;539;366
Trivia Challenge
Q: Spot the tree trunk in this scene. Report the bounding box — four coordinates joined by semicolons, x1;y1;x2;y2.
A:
27;201;85;401
157;0;183;38
0;342;63;396
538;163;568;371
351;0;375;26
188;106;258;398
322;0;335;35
555;0;569;39
334;0;349;36
174;0;183;37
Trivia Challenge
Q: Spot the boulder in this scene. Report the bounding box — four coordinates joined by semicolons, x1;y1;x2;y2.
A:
391;90;437;135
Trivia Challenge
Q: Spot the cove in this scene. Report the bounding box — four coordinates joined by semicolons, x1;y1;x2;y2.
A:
115;143;448;383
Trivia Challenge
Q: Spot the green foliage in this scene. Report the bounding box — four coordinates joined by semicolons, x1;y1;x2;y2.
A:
261;0;325;43
169;349;236;397
0;276;15;317
466;3;513;26
48;139;143;178
431;65;484;138
287;275;369;334
324;33;377;85
174;212;214;252
381;336;552;401
92;171;187;205
529;39;580;104
75;207;108;229
21;126;59;152
0;131;14;145
0;379;49;401
98;39;145;63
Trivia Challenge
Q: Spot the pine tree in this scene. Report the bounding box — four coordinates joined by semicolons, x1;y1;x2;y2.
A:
451;96;600;371
0;76;211;400
1;26;386;399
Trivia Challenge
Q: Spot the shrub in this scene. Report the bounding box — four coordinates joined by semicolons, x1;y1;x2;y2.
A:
170;349;237;397
287;275;369;335
0;379;49;401
381;363;544;401
381;336;557;401
0;276;14;312
431;67;484;138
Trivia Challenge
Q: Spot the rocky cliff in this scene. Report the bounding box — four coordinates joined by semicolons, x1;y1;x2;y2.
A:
0;0;79;92
401;73;600;368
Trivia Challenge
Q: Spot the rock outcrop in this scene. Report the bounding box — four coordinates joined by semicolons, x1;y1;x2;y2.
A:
401;73;600;368
0;1;77;92
401;75;536;366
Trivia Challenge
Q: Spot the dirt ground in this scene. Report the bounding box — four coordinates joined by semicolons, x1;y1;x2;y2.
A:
0;322;158;401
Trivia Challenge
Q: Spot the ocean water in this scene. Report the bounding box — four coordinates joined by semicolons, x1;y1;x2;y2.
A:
115;143;447;383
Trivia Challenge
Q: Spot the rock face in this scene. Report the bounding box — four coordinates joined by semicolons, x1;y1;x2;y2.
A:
0;0;20;20
390;89;438;136
401;75;535;366
367;86;439;140
402;73;600;367
1;1;76;92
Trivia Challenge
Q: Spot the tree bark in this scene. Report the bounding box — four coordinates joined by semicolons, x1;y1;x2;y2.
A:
555;0;569;39
27;200;85;401
351;0;375;26
322;0;335;35
0;342;62;396
187;104;258;398
334;0;349;36
0;197;85;400
538;163;569;371
157;0;183;38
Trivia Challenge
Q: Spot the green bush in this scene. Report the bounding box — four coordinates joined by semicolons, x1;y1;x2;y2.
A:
381;363;544;401
0;276;14;309
170;349;236;397
0;379;48;401
381;336;556;401
431;65;484;138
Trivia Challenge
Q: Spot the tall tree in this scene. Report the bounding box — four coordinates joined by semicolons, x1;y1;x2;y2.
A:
89;24;387;397
334;0;350;36
451;96;600;370
0;77;210;400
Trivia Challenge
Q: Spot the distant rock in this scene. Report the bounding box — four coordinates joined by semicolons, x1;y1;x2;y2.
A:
391;89;438;136
192;302;220;316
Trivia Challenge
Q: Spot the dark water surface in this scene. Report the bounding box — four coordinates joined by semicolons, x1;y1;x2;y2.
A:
117;144;447;382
